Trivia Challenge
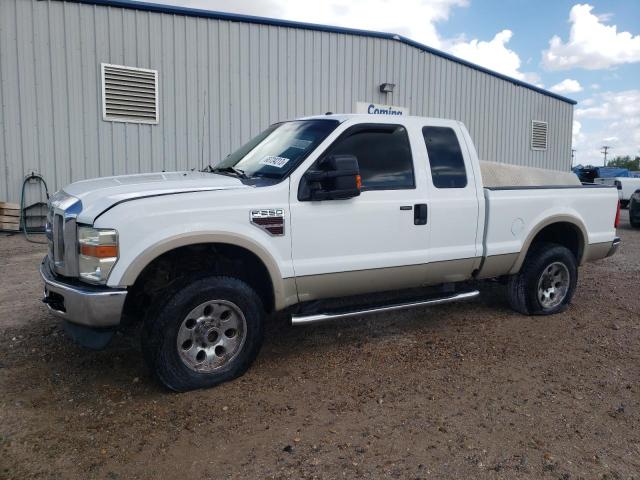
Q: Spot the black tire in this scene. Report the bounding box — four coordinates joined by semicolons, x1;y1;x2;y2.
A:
620;200;629;209
631;200;640;227
507;242;578;315
142;275;265;392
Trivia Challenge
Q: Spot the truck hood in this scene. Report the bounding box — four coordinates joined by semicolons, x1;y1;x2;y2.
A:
63;171;247;223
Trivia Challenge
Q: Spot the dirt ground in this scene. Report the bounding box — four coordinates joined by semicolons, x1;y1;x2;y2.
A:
1;216;639;480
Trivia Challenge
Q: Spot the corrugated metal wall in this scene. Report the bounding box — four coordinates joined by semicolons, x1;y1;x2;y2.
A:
0;0;574;205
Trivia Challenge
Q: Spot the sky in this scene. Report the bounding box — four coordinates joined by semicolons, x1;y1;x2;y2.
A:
135;0;640;166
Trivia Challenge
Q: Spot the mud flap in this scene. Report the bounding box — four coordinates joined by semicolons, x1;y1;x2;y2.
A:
63;321;115;350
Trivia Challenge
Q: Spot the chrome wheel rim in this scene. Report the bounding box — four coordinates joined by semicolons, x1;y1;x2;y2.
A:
176;300;247;373
537;261;570;309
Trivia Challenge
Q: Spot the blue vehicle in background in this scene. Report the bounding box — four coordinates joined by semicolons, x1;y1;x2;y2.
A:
572;165;631;184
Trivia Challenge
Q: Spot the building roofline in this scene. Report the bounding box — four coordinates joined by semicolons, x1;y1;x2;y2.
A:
67;0;577;106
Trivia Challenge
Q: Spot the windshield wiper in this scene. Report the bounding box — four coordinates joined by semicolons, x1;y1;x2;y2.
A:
208;166;249;179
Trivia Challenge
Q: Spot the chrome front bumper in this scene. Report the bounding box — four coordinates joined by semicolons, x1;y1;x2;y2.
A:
606;237;621;258
40;257;127;328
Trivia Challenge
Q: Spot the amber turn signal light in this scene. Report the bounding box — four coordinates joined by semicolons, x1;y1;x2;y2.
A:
80;244;118;258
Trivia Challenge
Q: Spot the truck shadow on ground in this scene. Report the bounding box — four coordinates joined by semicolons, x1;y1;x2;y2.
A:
26;281;511;395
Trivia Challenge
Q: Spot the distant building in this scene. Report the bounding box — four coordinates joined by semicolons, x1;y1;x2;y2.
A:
0;0;576;204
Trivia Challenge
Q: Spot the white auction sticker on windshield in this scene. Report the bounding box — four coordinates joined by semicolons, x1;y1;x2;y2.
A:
259;156;290;168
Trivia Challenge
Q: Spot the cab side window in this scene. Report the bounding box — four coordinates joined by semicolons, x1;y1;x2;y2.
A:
422;126;468;188
327;125;415;190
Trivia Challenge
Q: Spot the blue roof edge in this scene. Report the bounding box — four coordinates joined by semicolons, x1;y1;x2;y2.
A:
69;0;578;106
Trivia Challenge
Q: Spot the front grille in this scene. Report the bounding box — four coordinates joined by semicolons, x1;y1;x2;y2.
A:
46;191;82;277
53;213;64;265
45;208;54;263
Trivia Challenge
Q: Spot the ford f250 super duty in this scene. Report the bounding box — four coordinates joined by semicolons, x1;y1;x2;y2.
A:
41;114;621;391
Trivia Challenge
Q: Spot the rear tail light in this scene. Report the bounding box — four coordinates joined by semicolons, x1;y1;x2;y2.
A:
614;200;621;228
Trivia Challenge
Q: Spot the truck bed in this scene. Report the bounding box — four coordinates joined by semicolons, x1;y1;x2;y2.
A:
479;184;618;277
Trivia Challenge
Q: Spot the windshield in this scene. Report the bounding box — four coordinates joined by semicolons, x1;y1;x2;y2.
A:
215;119;339;178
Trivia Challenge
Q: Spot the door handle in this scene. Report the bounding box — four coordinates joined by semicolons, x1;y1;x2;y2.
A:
414;204;428;225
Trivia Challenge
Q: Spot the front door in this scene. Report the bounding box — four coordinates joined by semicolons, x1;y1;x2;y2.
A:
288;122;432;302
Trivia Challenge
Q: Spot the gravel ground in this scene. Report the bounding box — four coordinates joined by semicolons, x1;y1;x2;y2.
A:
1;217;639;479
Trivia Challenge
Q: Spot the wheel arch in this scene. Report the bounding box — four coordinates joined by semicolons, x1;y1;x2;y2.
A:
510;216;588;274
119;233;297;313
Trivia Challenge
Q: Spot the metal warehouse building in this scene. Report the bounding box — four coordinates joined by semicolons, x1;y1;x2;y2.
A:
0;0;576;205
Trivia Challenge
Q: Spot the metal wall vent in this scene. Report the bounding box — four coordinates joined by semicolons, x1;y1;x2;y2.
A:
101;63;158;124
531;120;548;151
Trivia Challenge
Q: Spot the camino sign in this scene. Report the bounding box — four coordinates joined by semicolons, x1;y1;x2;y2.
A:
356;102;409;115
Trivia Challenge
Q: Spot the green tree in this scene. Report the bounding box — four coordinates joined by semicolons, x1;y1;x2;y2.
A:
608;155;640;171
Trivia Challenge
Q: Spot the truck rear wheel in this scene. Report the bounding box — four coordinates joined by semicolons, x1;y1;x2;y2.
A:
142;275;265;392
507;242;577;315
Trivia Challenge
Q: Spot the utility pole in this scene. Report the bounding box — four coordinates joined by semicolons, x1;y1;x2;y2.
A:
571;149;576;164
601;146;611;166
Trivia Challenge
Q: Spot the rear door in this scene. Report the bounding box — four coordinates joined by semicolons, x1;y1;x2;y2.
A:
288;120;433;301
419;122;482;275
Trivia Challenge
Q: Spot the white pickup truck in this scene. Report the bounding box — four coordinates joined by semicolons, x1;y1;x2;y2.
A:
41;114;621;391
594;176;640;208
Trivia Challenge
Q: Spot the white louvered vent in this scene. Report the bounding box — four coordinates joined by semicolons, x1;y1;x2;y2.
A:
101;63;158;124
531;120;548;151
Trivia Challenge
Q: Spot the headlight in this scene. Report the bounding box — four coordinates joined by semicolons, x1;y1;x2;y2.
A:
77;226;118;284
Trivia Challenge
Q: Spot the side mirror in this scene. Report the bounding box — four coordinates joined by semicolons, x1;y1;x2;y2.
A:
299;155;361;201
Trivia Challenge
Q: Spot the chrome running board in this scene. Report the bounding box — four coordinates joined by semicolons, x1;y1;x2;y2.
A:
291;290;480;326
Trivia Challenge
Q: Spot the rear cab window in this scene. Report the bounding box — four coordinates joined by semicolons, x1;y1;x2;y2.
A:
422;126;468;189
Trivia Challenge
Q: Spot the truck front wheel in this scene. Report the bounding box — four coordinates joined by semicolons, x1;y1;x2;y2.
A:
142;276;265;392
507;242;578;315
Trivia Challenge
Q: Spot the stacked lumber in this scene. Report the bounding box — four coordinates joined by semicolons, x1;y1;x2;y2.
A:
0;202;20;231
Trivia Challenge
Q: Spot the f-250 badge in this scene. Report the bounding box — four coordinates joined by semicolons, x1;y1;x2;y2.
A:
250;209;285;236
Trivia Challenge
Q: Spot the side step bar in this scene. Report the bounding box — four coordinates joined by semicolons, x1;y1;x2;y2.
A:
291;290;479;326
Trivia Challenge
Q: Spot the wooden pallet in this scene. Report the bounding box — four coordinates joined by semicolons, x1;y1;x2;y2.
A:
0;208;19;217
0;222;19;232
0;202;20;231
0;202;19;209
